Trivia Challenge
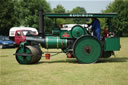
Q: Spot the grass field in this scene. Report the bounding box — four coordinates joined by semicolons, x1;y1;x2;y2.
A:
0;37;128;85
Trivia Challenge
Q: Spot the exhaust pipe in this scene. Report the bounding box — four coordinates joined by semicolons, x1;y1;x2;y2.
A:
39;10;44;38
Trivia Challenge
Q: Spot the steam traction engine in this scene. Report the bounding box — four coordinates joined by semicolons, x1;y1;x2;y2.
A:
14;10;120;64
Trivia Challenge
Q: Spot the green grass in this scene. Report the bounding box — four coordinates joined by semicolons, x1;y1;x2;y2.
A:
0;37;128;85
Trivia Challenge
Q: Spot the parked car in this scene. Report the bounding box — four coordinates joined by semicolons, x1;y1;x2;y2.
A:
0;36;16;49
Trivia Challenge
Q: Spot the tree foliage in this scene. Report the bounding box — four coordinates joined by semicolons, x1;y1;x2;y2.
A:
103;0;128;36
52;4;66;27
14;0;52;30
53;4;65;13
71;6;88;24
0;0;16;35
52;4;74;27
0;0;52;35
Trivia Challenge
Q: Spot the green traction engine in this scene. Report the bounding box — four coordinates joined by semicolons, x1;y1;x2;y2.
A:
14;10;120;64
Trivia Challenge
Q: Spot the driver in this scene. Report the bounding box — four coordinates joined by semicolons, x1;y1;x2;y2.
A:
88;18;101;40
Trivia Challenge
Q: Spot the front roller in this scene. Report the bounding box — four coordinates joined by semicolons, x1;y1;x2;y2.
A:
15;45;42;64
73;36;102;64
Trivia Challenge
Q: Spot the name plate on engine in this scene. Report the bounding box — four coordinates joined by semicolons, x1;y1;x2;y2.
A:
69;14;93;17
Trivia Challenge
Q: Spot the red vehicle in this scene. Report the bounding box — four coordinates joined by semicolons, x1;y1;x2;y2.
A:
9;26;38;45
14;30;38;45
14;30;26;45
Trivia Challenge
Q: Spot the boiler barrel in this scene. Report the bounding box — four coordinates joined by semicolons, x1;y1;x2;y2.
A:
44;36;67;49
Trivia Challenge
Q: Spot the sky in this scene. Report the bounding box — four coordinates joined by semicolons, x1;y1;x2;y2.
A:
47;0;114;13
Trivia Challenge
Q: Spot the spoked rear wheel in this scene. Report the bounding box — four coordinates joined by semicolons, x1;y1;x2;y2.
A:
73;36;102;64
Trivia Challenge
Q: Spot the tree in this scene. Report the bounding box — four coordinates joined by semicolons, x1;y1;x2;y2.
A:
0;0;16;35
71;6;88;24
103;0;128;36
0;0;53;35
53;4;65;13
14;0;52;32
52;4;66;27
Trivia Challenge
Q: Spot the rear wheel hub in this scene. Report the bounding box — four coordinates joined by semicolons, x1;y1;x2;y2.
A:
84;46;92;54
